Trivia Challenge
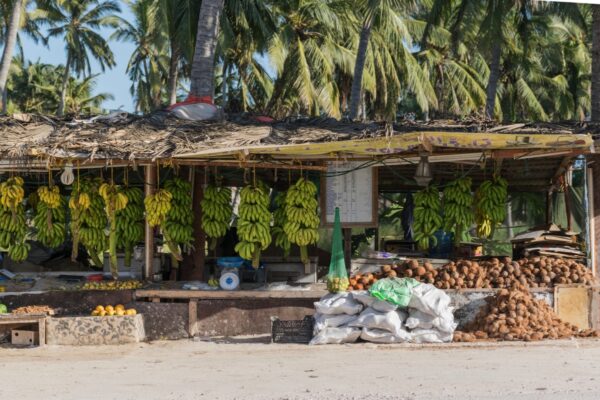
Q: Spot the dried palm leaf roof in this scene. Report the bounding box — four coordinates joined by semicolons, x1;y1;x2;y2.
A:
0;112;595;163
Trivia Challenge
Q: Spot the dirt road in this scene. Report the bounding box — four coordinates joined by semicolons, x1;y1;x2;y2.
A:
2;339;600;400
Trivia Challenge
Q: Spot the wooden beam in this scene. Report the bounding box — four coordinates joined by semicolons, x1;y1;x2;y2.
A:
135;289;328;300
173;159;326;171
188;299;198;337
144;164;157;281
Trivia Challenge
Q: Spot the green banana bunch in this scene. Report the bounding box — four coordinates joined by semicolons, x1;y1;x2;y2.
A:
235;181;271;268
33;185;66;249
413;185;442;250
0;177;29;262
271;191;291;257
475;175;508;239
162;177;194;265
116;187;144;268
201;183;232;250
283;178;320;265
99;182;129;279
443;177;473;244
72;178;108;268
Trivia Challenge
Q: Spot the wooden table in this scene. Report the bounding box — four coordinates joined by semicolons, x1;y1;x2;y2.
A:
0;314;47;346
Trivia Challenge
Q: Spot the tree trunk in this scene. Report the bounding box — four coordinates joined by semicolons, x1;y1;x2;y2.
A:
592;6;600;122
484;41;502;120
189;0;225;101
0;0;23;113
57;52;71;117
348;17;373;120
167;43;180;105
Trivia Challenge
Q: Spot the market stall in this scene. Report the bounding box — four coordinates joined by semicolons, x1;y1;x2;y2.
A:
0;113;598;345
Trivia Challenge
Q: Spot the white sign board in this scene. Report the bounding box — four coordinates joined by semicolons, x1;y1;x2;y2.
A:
321;161;378;227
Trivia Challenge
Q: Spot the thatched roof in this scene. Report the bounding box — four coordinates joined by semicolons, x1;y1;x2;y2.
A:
0;112;596;163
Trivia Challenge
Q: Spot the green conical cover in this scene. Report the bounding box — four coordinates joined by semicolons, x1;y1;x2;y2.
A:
328;207;347;278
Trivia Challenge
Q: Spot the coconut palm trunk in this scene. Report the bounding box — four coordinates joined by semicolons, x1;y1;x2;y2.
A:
57;52;71;116
0;0;24;112
167;43;180;105
348;17;373;121
189;0;225;100
592;6;600;122
484;41;502;120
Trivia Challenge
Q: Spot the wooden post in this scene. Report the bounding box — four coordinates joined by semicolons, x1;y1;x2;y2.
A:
565;184;573;232
343;228;352;274
191;169;206;280
144;164;156;281
546;190;552;226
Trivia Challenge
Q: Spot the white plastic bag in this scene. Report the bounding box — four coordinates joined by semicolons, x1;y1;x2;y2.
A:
351;291;375;307
314;292;363;315
349;308;404;335
309;327;361;345
405;308;457;333
408;283;451;317
313;313;358;334
360;327;411;343
410;328;453;344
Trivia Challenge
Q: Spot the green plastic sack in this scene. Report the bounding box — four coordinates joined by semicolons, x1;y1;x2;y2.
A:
327;207;349;293
0;303;7;314
369;277;419;307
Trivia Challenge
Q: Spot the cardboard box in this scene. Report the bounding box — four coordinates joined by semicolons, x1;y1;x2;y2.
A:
11;330;39;345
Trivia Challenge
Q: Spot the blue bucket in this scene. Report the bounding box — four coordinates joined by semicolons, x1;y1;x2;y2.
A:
217;257;245;268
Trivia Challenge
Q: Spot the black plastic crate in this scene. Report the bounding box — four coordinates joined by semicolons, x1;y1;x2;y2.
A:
271;316;314;344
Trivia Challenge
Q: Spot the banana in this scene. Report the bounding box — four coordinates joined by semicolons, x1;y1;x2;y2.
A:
71;178;107;268
201;183;232;250
159;177;194;267
475;175;508;239
236;180;271;268
284;178;320;265
413;185;442;250
116;187;144;268
34;185;66;249
0;177;28;262
443;177;473;244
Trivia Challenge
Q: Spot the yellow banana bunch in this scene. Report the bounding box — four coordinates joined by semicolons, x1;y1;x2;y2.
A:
201;183;232;250
162;177;194;264
144;189;172;227
271;191;291;257
283;178;320;265
443;177;473;244
116;187;144;268
73;178;107;268
99;182;129;279
413;185;442;250
0;177;28;262
235;181;271;268
475;175;508;239
34;185;66;249
0;176;25;211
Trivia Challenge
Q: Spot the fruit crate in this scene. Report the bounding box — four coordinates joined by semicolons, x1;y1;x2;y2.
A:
271;316;314;344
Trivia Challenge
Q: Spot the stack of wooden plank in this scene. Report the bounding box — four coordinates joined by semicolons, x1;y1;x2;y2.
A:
511;224;585;261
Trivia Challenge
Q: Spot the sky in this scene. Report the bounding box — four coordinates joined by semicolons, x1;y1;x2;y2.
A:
22;1;136;112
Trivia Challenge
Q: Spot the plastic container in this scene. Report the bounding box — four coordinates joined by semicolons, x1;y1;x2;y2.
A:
217;257;245;268
429;230;454;259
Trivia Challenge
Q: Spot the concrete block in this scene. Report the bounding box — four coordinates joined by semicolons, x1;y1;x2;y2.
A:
46;315;145;345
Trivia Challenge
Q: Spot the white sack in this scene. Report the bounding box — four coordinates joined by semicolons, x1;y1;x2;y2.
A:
314;292;363;316
351;290;398;312
410;328;453;344
313;313;358;334
309;327;361;345
360;327;411;344
349;307;404;335
408;283;451;318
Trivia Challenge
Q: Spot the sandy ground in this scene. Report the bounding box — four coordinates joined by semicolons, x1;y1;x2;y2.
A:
2;339;600;400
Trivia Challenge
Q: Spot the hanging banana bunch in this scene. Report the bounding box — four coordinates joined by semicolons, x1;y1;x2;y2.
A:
283;178;320;265
69;178;92;262
162;177;194;265
271;191;291;257
74;178;108;268
235;180;271;268
443;177;473;244
0;177;29;262
200;182;232;250
34;185;66;249
99;182;129;279
116;187;144;268
413;185;442;250
144;189;172;227
475;175;508;239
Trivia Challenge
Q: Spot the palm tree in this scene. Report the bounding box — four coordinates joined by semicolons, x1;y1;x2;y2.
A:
46;0;120;116
113;0;168;112
592;6;600;121
0;0;25;113
189;0;225;101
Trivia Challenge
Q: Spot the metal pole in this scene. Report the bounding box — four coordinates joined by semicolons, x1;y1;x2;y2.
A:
144;164;157;280
587;167;596;276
